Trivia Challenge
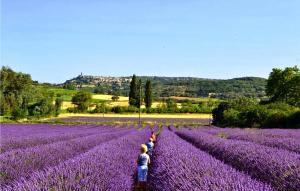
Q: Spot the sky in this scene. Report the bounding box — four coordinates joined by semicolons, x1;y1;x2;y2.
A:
1;0;300;83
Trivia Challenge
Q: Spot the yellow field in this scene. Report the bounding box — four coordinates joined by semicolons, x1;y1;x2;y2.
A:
62;94;204;110
61;94;208;111
108;101;129;107
61;100;181;110
61;101;75;109
92;94;129;101
170;96;218;102
58;113;211;119
107;101;179;108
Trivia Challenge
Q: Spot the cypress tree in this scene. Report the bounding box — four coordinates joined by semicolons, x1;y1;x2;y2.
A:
129;74;138;106
144;80;152;109
137;79;142;108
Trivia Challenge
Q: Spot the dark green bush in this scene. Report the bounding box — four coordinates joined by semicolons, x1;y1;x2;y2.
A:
212;102;230;125
263;111;288;128
223;109;240;127
11;108;28;120
287;111;300;128
28;98;55;118
213;99;299;128
111;106;125;113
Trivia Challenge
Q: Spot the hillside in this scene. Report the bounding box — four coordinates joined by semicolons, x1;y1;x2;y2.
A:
62;75;266;99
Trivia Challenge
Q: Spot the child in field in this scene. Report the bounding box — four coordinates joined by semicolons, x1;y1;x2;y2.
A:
136;144;150;190
146;138;154;156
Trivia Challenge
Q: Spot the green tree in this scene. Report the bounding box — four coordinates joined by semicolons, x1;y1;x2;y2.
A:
93;102;109;115
129;74;138;107
28;98;55;118
0;66;32;115
54;96;63;116
63;83;76;90
166;98;177;112
137;79;142;108
144;80;152;109
71;91;92;112
212;102;230;125
11;108;28;120
266;66;300;106
287;74;300;107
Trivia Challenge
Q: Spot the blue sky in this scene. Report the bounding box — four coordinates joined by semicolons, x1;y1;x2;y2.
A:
1;0;299;83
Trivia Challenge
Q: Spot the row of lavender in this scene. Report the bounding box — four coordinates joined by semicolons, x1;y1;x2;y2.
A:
198;126;300;154
3;123;298;190
0;129;132;186
3;129;149;190
148;129;273;191
176;129;300;191
1;124;98;138
1;124;127;153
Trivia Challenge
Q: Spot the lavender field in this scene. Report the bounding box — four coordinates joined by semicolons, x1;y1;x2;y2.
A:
1;123;299;191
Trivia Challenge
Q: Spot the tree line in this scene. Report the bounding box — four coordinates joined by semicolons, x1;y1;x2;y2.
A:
212;66;300;128
2;65;299;129
0;66;63;120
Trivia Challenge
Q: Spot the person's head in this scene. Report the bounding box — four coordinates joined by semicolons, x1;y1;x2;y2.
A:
149;138;153;142
140;144;148;153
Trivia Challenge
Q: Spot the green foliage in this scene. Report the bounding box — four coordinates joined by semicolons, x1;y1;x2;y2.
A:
54;96;63;116
223;109;240;126
180;100;193;112
239;108;266;128
212;102;230;125
136;79;142;108
266;66;300;107
0;66;32;115
71;91;92;112
63;83;76;90
0;67;63;120
111;106;124;113
144;80;152;109
91;102;110;114
11;108;28;120
127;105;139;112
287;111;300;128
129;75;139;107
66;107;78;113
260;65;300;128
28;98;55;118
93;86;106;94
228;97;258;111
213;98;299;128
166;99;178;112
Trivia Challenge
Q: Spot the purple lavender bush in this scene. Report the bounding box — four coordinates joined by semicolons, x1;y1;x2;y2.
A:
224;131;300;154
0;129;132;186
0;124;119;153
200;127;300;153
177;130;300;191
3;129;149;191
148;129;274;191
